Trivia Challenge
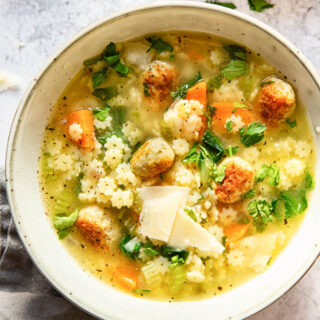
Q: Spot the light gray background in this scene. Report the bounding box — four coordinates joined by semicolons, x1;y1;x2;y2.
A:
0;0;319;319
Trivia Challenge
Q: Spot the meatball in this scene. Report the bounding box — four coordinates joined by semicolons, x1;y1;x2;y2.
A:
75;205;119;247
163;99;207;142
255;77;295;127
142;61;178;111
215;157;255;204
130;138;175;178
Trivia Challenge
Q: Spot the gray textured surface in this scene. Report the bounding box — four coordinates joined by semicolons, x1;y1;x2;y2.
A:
0;0;319;319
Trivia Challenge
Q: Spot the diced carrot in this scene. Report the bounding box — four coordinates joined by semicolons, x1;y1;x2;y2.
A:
211;102;255;135
224;223;250;249
186;80;207;106
66;109;95;149
114;265;138;291
186;50;205;61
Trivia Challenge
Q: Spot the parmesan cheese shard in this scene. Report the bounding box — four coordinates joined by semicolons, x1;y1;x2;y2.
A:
169;209;225;254
139;186;190;242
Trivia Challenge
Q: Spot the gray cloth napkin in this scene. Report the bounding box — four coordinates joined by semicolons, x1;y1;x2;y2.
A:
0;170;92;320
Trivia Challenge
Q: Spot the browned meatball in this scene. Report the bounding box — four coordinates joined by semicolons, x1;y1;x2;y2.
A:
142;61;178;111
130;138;175;178
255;77;296;127
215;157;255;204
75;206;118;247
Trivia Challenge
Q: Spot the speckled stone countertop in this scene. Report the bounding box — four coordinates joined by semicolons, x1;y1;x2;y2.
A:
0;0;319;319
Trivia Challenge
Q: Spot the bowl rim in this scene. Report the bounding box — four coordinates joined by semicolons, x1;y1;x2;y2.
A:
5;2;320;319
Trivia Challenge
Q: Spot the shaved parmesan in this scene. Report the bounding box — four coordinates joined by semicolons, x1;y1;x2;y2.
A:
169;210;224;254
139;186;190;242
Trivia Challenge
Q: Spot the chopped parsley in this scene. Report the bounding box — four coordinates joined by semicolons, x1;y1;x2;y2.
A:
74;172;84;195
304;172;315;190
239;121;266;147
184;208;197;221
208;105;217;117
162;246;189;266
223;45;247;61
205;1;237;9
93;105;110;121
226;120;233;132
104;42;132;76
221;59;249;80
170;72;202;100
272;198;285;221
280;190;308;219
285;118;297;128
92;67;107;88
214;164;226;184
83;55;101;66
226;145;239;157
260;80;275;87
233;102;248;108
143;82;151;96
92;86;118;101
256;163;280;186
241;189;255;199
248;0;274;12
146;36;173;54
207;74;223;91
119;235;142;260
133;289;151;293
248;200;273;232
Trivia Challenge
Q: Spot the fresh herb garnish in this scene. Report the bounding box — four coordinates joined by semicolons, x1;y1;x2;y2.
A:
53;209;79;239
214;164;226;184
233;102;248;108
146;36;173;54
260;80;275;87
74;172;84;195
208;105;217;117
221;60;249;80
248;0;274;12
93;105;110;121
226;145;239;157
223;45;247;61
226;120;233;132
143;82;151;96
162;246;189;265
202;130;225;162
207;74;223;91
142;242;160;257
239;121;266;147
285;118;297;128
241;189;255;199
119;234;142;260
184;208;197;221
272;198;285;221
92;67;107;88
256;163;280;186
170;72;202;100
183;143;199;164
205;1;237;9
280;190;308;219
248;200;273;232
110;105;127;131
304;172;315;190
93;86;118;101
83;55;101;66
104;42;132;76
133;289;151;293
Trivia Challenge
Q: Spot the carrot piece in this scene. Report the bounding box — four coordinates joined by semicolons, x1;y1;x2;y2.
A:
114;265;138;291
186;50;205;61
211;102;255;135
186;80;207;106
224;223;250;249
66;109;95;149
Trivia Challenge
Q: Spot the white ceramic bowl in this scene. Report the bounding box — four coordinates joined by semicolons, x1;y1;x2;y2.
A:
6;2;320;319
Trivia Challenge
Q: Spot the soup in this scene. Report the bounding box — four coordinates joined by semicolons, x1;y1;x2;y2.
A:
39;32;315;301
